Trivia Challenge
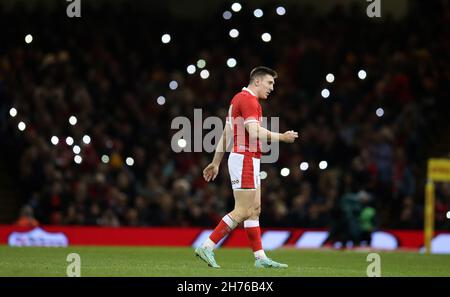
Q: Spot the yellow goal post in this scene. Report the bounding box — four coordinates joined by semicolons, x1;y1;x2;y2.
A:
425;158;450;253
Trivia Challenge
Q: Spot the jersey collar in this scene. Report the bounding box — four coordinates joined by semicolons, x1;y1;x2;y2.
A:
242;87;257;97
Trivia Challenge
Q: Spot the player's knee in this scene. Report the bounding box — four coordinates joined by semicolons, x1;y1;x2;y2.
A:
242;208;254;221
247;205;260;220
246;208;254;220
231;208;249;222
253;205;261;218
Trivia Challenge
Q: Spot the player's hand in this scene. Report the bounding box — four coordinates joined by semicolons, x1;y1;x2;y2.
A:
281;130;298;143
203;163;219;182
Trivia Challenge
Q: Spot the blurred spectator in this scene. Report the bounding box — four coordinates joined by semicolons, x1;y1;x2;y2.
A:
15;205;39;227
325;189;376;247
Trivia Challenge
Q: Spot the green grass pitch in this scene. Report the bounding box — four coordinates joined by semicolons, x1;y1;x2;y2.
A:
1;246;450;277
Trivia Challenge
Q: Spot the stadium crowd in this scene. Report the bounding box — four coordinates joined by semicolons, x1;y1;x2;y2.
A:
1;1;449;239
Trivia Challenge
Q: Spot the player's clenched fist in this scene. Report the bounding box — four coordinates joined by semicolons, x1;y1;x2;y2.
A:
281;130;298;143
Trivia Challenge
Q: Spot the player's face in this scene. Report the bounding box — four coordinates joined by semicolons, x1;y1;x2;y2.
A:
256;75;275;100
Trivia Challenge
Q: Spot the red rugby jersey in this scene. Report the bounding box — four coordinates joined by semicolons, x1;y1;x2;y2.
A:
226;87;262;159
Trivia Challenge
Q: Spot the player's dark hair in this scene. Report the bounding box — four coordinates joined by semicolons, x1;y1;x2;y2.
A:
249;66;278;83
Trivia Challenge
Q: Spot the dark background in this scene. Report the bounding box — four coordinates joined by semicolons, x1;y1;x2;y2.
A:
0;1;449;241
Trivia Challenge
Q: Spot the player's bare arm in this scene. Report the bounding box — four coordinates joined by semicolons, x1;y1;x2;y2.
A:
203;122;233;182
246;122;298;143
